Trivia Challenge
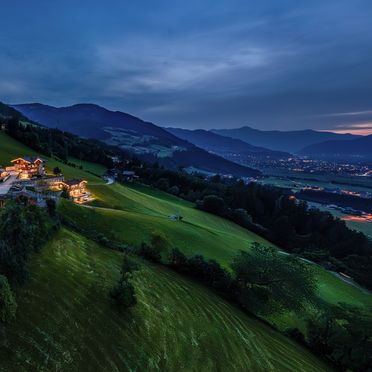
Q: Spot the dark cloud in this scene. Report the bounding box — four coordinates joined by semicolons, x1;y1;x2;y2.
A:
0;0;371;131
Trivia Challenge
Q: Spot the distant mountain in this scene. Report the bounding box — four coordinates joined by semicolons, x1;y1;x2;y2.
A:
166;127;290;167
299;135;372;160
212;126;358;153
14;103;260;177
0;101;29;121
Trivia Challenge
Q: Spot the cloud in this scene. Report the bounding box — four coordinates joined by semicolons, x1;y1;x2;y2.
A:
317;110;372;118
0;0;372;130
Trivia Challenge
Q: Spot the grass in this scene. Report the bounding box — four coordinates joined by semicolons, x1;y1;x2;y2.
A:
61;182;274;264
0;131;105;184
58;182;372;331
0;228;331;371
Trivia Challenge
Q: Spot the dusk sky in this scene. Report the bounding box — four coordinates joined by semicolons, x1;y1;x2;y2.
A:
1;0;372;133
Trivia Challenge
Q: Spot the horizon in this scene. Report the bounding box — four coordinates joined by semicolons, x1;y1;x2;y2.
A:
1;1;372;134
10;101;371;136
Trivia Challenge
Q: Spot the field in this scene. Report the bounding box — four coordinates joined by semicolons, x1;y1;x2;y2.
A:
262;168;372;191
0;131;105;183
0;229;330;371
58;182;372;328
60;182;275;264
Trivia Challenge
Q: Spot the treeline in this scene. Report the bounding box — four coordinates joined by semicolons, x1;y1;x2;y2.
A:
5;117;115;168
0;199;59;322
121;165;372;290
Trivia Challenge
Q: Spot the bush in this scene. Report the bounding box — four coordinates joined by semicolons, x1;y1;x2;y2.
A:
285;328;306;346
168;248;188;269
199;195;226;216
109;255;139;309
110;278;137;309
138;242;161;262
168;185;180;195
149;230;170;254
0;275;17;323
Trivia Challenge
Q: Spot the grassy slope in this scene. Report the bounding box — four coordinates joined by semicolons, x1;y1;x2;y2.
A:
59;183;372;309
0;131;105;183
0;229;330;371
76;182;272;263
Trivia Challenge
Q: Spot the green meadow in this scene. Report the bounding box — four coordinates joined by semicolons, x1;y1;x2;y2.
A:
0;229;330;371
61;183;372;304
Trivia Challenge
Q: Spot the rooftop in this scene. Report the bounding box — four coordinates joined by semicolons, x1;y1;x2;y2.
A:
11;156;47;163
62;178;86;187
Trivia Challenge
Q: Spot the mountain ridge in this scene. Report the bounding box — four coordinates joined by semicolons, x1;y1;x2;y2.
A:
13;103;260;177
166;127;290;167
212;125;359;153
299;134;372;160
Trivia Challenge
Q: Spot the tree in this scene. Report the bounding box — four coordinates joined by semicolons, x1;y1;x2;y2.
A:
138;242;161;262
149;230;170;255
271;215;296;248
168;185;180;195
307;304;372;371
120;255;139;276
53;166;62;175
155;178;169;191
110;278;137;309
0;201;52;284
168;248;188;269
46;198;57;218
110;255;139;309
0;275;17;323
200;195;226;216
231;243;317;314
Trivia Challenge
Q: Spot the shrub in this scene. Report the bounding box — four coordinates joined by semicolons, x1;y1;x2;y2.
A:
0;275;17;323
110;278;137;309
109;255;139;309
199;195;226;216
138;242;161;262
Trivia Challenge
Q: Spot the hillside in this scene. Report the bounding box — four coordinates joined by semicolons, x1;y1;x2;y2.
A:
58;183;372;323
166;127;289;166
0;101;29;121
299;134;372;160
0;228;330;371
13;103;260;177
0;131;106;182
212;126;358;153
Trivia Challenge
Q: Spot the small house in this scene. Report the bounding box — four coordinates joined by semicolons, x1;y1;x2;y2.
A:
60;178;90;203
11;156;46;179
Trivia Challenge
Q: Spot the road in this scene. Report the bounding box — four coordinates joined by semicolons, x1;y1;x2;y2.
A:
105;177;114;185
0;174;17;196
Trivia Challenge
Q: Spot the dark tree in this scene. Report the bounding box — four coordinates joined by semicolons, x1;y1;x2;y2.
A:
0;275;17;323
231;243;317;314
53;167;62;175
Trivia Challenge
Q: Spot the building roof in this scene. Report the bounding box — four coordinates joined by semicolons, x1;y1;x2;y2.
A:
11;156;46;164
62;178;87;187
123;171;136;176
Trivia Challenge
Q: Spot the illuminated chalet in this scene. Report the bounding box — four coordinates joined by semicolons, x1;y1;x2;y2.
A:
11;156;46;179
59;178;89;203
